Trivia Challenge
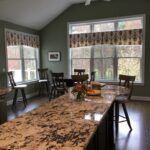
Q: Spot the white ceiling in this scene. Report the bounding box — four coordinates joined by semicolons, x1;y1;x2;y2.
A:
0;0;87;30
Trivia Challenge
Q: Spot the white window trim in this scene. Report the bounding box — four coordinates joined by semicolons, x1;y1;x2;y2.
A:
4;29;40;86
67;14;146;84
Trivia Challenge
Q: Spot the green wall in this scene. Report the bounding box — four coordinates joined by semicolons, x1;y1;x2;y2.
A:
0;20;39;95
40;0;150;97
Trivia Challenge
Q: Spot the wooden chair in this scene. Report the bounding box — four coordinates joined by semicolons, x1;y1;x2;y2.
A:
74;69;85;75
38;68;50;96
90;71;96;82
115;74;136;134
71;74;89;85
50;73;68;99
7;71;27;108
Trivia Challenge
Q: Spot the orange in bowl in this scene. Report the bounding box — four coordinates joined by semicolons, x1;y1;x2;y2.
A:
87;89;95;94
87;89;101;96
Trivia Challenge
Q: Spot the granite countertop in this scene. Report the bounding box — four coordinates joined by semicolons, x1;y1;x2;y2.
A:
0;85;126;150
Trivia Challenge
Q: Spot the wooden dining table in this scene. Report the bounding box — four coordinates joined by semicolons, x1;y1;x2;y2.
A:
0;87;11;124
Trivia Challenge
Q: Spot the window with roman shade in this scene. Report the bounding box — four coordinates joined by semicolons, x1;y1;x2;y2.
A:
5;29;40;83
69;15;144;83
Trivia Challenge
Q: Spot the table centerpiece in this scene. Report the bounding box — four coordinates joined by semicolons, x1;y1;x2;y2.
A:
71;83;87;101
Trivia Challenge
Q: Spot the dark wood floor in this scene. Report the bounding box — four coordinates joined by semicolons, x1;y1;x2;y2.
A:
7;97;150;150
115;101;150;150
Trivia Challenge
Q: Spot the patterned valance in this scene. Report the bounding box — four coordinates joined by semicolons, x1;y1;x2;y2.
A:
5;30;40;48
69;29;143;48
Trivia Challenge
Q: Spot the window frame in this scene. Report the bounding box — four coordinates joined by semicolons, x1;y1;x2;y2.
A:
68;14;145;84
6;45;39;85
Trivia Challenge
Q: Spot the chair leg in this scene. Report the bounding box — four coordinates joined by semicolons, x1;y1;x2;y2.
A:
21;89;27;107
53;88;56;99
46;82;49;95
39;82;43;96
115;102;119;135
49;86;53;100
65;88;68;93
12;89;18;107
122;103;132;130
23;90;27;105
49;86;55;100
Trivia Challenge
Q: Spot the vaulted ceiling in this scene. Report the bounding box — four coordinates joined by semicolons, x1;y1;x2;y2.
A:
0;0;87;30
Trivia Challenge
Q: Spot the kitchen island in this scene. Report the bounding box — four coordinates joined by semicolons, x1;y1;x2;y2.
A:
0;85;128;150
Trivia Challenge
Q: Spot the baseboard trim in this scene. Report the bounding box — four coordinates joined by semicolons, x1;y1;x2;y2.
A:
7;92;38;106
131;96;150;101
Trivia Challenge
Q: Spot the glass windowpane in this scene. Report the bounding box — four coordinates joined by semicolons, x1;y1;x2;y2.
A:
24;60;36;81
94;58;114;81
72;59;90;75
118;58;141;81
23;46;36;58
71;25;91;34
71;47;91;58
116;45;142;57
93;45;115;58
94;22;115;32
8;60;22;82
7;46;20;58
118;19;142;30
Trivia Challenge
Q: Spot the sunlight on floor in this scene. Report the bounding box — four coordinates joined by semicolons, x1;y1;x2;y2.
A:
116;103;149;150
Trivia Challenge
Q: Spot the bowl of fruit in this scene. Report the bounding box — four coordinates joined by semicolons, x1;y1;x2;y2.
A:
86;89;101;96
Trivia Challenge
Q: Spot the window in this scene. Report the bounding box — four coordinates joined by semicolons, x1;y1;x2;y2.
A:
94;22;115;32
71;24;91;34
71;46;91;75
7;45;39;83
93;45;115;81
69;15;144;83
5;29;39;83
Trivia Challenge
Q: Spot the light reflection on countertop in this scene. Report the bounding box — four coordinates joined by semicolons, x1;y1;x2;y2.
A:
84;113;102;122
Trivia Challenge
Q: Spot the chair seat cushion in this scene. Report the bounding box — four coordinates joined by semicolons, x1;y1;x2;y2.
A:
39;79;48;83
14;84;27;89
115;95;128;103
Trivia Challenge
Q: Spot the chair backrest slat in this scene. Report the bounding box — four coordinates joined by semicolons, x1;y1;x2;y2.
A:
51;73;65;88
38;68;48;80
119;74;136;99
90;71;96;82
7;72;16;88
74;69;85;75
71;74;89;85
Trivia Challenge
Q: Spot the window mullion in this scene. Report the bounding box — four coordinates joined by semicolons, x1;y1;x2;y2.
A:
70;49;73;75
114;47;118;81
114;20;118;81
140;57;143;82
21;46;25;82
91;46;94;74
90;24;94;78
35;48;39;80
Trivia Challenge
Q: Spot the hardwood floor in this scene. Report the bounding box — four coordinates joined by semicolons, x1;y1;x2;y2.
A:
7;97;150;150
7;96;49;121
115;101;150;150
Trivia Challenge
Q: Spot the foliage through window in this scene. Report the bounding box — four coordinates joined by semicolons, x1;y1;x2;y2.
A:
69;16;144;83
7;45;39;83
